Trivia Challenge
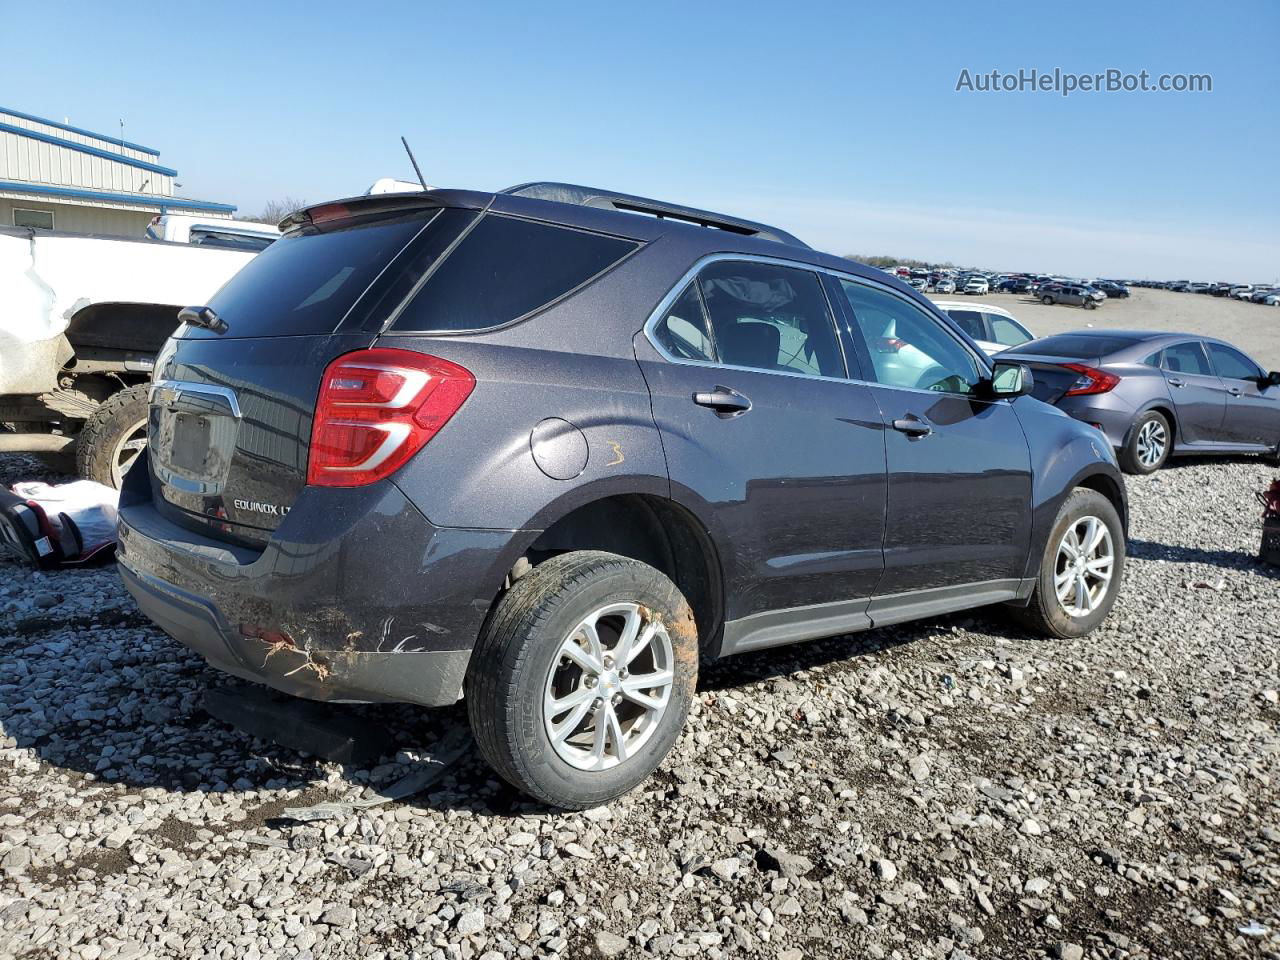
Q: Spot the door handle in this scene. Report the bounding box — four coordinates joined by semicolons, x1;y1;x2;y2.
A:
1167;378;1185;387
692;386;751;417
1228;387;1243;396
892;416;933;438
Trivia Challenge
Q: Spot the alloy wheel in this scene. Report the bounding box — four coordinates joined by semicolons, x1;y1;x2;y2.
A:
543;602;675;771
1135;419;1166;468
1054;516;1115;618
112;420;148;487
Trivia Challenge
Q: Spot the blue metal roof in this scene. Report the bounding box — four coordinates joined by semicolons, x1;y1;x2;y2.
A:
0;106;161;156
0;181;236;213
0;121;178;177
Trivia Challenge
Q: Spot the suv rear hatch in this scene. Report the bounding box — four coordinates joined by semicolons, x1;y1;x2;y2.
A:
146;200;479;547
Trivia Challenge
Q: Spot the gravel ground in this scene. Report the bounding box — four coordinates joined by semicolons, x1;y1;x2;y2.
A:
1;451;1278;960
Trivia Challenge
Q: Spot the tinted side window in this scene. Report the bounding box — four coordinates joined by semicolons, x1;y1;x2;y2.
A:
696;262;844;378
1162;341;1213;376
840;281;980;394
1206;343;1261;381
393;215;637;332
945;309;986;340
653;283;715;362
988;315;1031;346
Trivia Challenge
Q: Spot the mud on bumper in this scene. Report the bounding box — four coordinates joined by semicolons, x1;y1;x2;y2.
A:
116;458;524;707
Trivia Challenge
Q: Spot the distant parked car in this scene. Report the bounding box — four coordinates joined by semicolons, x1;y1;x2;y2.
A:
1093;281;1130;299
933;301;1034;355
907;276;928;291
933;278;956;294
1264;292;1280;306
963;277;989;295
1004;331;1280;473
998;277;1031;293
1039;284;1106;309
145;213;280;251
1249;287;1277;303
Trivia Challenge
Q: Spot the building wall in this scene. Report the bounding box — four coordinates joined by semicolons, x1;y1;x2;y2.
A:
0;109;158;164
0;129;174;196
0;198;152;237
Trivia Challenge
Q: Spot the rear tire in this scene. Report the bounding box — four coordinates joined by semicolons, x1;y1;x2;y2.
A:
466;551;698;809
1013;488;1125;639
75;384;149;488
1041;295;1054;305
1119;410;1170;474
1084;300;1097;310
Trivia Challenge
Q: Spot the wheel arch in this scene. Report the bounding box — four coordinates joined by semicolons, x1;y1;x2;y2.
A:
496;493;726;661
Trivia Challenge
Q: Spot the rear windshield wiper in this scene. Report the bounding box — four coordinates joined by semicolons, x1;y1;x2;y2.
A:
178;305;229;335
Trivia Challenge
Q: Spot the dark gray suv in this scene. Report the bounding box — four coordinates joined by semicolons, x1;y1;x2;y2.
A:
117;182;1128;807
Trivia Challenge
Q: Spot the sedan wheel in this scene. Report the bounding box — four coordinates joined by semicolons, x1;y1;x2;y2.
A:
1120;411;1171;474
1042;295;1053;305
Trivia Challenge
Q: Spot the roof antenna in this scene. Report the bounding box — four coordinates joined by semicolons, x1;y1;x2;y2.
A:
401;136;427;191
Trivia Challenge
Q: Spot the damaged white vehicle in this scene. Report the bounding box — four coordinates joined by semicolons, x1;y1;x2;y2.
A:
0;225;271;485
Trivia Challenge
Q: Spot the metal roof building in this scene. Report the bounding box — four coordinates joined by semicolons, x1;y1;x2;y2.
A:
0;106;236;236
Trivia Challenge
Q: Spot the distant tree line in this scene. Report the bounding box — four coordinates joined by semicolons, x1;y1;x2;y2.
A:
846;254;966;270
235;196;308;226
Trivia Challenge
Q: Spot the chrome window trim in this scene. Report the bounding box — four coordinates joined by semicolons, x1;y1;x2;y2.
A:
150;380;243;419
642;252;993;398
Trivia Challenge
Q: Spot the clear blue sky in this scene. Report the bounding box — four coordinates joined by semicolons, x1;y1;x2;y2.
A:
4;0;1276;279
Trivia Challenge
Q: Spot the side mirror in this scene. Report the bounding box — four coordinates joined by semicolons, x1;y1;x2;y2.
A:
1264;371;1280;387
989;361;1034;398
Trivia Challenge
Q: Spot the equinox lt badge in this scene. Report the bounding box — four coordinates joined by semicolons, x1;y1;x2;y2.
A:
233;499;290;517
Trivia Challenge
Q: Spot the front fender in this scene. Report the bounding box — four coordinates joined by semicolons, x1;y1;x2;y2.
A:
1014;397;1128;580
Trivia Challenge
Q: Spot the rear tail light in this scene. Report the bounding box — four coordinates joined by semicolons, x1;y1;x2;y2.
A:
308;348;475;487
1061;362;1121;397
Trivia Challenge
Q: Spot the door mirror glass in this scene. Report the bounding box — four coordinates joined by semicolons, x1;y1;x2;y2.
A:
990;362;1033;397
1267;370;1280;387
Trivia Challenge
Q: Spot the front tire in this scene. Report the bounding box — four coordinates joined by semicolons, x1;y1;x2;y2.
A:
1119;410;1170;474
1013;488;1125;639
466;551;698;809
75;384;149;488
1042;295;1054;305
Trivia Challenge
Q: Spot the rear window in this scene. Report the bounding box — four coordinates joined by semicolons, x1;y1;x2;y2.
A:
196;214;430;338
390;214;638;332
1005;334;1140;359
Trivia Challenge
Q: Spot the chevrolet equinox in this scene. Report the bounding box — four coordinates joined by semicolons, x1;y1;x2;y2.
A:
117;182;1128;808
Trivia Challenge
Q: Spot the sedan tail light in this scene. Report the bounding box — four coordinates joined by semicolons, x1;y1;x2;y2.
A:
308;348;475;487
1061;362;1121;397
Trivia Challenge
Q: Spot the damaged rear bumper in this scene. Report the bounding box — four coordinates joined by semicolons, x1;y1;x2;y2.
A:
117;455;522;707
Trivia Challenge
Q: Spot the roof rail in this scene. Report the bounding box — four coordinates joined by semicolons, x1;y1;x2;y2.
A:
501;182;808;248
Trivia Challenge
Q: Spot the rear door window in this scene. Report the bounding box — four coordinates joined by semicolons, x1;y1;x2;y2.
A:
988;315;1031;346
197;214;430;338
695;261;845;378
391;215;637;332
1162;341;1214;376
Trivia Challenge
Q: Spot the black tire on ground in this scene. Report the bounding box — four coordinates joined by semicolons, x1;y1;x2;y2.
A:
1041;295;1054;305
466;550;699;809
1012;487;1125;640
1084;300;1097;310
75;384;150;488
1118;409;1171;475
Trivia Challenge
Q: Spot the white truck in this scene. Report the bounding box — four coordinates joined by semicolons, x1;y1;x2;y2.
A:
0;223;275;485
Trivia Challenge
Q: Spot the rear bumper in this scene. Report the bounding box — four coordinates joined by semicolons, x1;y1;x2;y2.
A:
1053;397;1137;451
120;563;471;706
117;454;523;706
